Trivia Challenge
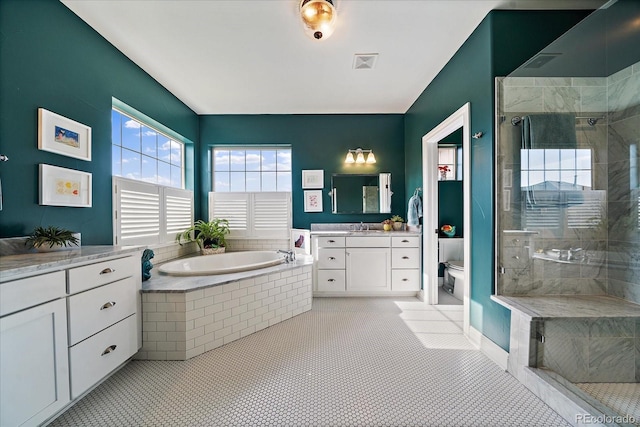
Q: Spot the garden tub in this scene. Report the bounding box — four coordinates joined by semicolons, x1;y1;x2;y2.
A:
159;250;285;276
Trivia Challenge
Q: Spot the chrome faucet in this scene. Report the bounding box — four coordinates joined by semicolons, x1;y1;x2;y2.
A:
358;221;369;231
568;247;584;261
277;249;296;263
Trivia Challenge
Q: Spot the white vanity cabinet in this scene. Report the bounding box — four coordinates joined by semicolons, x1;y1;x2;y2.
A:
0;273;69;427
312;233;421;296
0;250;141;426
391;236;421;291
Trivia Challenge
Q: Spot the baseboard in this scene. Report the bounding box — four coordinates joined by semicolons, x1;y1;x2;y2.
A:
469;326;509;371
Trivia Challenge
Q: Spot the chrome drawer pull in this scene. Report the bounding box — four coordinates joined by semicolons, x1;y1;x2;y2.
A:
99;268;116;275
101;345;117;356
402;256;410;259
402;239;409;243
328;239;335;243
328;279;335;282
329;256;336;260
100;301;117;310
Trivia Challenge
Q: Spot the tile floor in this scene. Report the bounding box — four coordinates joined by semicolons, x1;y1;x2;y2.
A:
50;297;571;426
576;382;640;425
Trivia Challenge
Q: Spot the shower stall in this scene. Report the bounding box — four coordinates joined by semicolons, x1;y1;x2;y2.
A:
493;0;639;423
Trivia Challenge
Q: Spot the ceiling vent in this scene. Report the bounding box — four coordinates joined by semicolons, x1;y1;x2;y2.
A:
353;53;378;70
522;53;561;69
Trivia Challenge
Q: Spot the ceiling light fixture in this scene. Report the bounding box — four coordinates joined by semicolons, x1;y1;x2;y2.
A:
300;0;337;41
344;148;376;164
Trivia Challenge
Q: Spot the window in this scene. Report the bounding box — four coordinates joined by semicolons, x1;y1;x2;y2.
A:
213;148;291;192
112;108;184;189
210;147;292;239
111;103;193;245
438;146;461;180
520;148;602;230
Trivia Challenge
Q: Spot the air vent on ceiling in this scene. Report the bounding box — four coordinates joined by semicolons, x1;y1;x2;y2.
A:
353;53;378;70
522;53;562;69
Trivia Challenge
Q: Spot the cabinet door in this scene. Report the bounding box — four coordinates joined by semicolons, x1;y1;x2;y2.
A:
1;299;70;427
346;248;391;291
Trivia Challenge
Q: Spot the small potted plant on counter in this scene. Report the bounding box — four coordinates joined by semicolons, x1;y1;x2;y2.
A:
25;226;80;252
390;215;405;231
176;218;230;255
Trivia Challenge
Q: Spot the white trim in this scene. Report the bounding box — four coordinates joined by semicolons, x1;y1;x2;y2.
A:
421;103;471;338
469;326;509;371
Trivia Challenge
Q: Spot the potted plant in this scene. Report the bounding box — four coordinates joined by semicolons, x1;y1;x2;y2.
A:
176;218;230;255
25;226;80;252
390;215;404;231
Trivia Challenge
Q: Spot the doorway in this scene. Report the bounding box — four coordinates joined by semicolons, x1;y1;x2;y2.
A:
421;103;471;337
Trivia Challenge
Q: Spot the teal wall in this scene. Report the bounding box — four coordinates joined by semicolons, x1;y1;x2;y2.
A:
0;0;200;244
404;10;591;350
199;115;405;229
438;181;463;237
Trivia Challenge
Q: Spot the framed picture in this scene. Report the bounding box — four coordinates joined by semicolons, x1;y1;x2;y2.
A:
39;164;92;207
302;169;324;189
38;108;92;161
303;190;323;212
290;228;311;255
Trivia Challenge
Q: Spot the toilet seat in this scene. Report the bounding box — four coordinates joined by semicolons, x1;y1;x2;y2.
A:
446;260;464;271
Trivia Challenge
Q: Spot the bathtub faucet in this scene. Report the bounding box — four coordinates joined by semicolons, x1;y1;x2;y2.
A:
568;247;584;261
278;249;296;263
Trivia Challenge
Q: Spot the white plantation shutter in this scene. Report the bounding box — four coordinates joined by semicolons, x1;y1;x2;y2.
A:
209;192;291;239
113;177;193;245
165;188;194;239
567;191;605;229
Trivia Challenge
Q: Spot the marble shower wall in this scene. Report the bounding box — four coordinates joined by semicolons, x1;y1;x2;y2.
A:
497;62;640;302
606;62;640;304
496;76;609;296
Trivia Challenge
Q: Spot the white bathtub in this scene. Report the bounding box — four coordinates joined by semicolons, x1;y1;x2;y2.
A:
159;251;286;276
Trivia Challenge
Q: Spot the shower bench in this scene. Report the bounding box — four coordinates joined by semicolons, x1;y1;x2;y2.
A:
494;294;639;384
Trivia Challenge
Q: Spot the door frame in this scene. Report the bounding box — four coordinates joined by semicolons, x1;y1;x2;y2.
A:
422;102;471;337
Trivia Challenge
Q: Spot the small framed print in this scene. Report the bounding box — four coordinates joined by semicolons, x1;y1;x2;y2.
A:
290;228;311;255
39;164;92;207
303;190;323;212
38;108;92;161
302;170;324;189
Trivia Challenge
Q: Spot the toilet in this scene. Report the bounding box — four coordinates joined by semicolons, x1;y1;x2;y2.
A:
439;238;464;302
444;260;464;302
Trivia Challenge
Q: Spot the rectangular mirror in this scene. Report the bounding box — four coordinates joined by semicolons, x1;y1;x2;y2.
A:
331;173;391;214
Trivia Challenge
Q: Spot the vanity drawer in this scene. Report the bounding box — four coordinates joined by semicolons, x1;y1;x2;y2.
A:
346;236;390;247
391;269;420;291
0;271;65;316
317;270;346;292
392;236;420;248
316;248;346;269
315;236;346;247
67;277;137;345
69;314;137;399
392;248;420;269
68;256;137;294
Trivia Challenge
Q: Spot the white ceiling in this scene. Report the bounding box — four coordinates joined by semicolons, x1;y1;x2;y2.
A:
61;0;604;115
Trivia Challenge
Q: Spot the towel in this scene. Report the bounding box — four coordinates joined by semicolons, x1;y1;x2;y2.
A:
407;193;422;226
521;113;576;149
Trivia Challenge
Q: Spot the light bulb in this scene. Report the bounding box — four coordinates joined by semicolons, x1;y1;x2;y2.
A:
366;151;376;164
355;150;365;164
345;151;355;163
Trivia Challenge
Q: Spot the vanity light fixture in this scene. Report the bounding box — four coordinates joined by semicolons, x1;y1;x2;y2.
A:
344;148;376;164
300;0;337;41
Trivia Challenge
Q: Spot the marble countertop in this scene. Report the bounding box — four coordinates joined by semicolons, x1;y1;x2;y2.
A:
0;246;145;282
492;295;640;319
310;230;421;236
143;255;314;293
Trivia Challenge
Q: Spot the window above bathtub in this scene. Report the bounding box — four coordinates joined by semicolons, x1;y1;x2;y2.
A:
210;147;292;239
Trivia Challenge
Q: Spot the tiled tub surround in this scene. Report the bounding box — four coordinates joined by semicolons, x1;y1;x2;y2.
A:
138;256;313;360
